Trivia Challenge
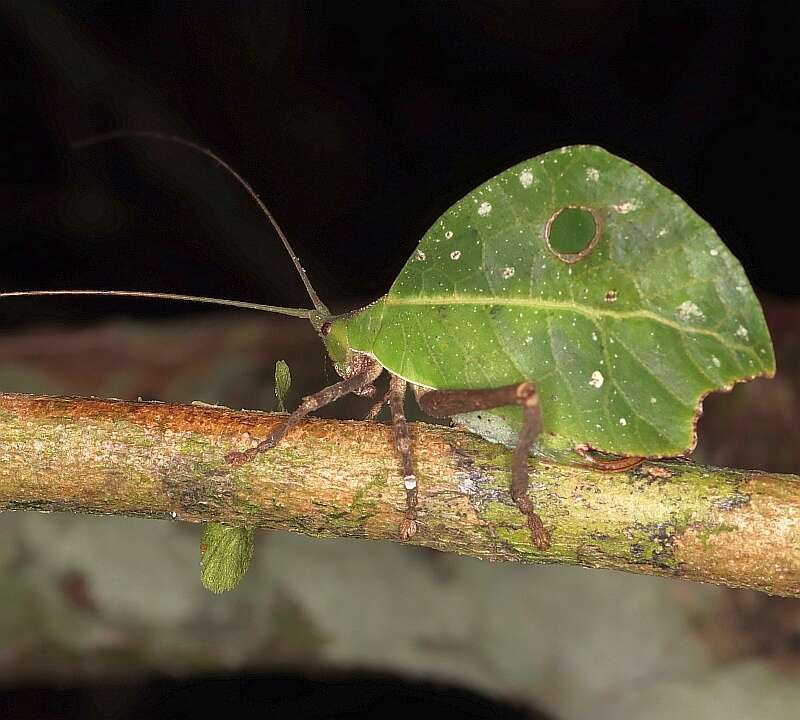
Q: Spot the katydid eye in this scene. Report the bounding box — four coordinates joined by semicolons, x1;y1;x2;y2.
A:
320;322;332;336
544;205;602;263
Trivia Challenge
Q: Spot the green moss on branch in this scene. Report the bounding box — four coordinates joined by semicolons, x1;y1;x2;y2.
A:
0;392;798;597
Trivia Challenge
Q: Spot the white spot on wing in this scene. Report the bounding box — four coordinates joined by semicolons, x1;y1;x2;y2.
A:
675;300;705;322
589;371;604;388
502;266;515;279
613;200;640;214
518;170;534;188
586;167;599;182
618;417;627;426
735;325;749;339
415;249;426;261
445;230;453;239
478;201;492;217
450;250;461;260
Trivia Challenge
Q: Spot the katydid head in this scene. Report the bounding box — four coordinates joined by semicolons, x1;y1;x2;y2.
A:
318;319;379;394
318;318;353;377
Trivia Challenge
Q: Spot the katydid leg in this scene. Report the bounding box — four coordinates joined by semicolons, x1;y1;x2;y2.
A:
573;445;646;472
364;392;389;421
386;375;418;540
416;382;551;550
226;361;383;465
511;398;550;549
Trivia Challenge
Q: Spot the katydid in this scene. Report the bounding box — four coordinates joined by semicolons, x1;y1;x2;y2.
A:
2;134;776;552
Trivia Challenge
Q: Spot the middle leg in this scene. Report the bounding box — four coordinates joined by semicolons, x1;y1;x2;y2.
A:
386;375;418;540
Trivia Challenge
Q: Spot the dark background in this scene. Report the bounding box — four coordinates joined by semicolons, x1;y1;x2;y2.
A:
1;1;797;333
0;2;797;718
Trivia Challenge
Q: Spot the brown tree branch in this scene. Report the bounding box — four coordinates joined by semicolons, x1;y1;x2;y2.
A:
1;392;798;597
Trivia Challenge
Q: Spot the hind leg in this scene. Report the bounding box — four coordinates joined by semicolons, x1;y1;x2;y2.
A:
416;382;550;550
573;445;646;472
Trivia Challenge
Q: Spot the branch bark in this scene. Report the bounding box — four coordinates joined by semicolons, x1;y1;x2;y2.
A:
1;392;799;597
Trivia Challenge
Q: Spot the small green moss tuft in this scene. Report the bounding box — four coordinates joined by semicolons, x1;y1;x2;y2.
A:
200;522;255;593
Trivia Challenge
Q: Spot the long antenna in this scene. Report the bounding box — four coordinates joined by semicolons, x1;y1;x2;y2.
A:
0;290;313;319
71;130;330;316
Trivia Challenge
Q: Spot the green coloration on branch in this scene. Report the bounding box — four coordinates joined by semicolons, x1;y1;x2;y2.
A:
274;360;291;413
200;523;255;594
0;392;798;597
198;359;293;592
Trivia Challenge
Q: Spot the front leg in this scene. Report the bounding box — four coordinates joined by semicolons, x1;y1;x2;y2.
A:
416;382;551;550
226;360;383;465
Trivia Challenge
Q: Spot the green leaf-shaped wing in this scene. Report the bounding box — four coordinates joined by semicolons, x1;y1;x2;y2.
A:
344;145;774;457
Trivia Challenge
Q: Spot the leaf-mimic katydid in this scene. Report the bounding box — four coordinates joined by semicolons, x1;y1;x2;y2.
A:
2;134;775;554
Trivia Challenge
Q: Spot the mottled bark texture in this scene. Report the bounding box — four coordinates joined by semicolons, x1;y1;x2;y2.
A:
1;392;798;597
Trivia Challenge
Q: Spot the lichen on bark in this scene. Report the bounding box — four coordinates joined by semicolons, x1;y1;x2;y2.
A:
0;392;798;597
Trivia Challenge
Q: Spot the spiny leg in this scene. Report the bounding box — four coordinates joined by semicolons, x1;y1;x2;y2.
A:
573;445;646;472
386;375;418;540
417;382;551;550
226;362;383;465
364;390;390;421
511;394;550;549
